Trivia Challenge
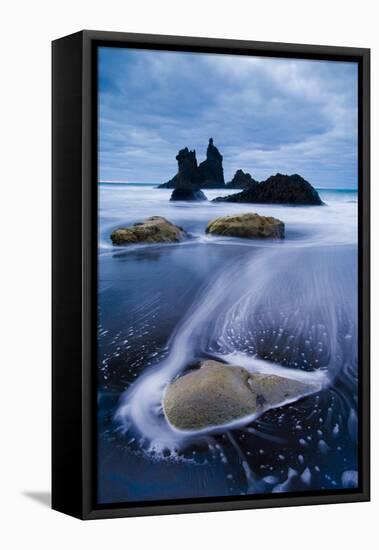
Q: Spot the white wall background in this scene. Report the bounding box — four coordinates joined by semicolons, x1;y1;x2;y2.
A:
0;0;376;548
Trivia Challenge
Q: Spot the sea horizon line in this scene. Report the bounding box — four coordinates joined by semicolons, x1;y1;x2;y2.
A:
98;180;358;191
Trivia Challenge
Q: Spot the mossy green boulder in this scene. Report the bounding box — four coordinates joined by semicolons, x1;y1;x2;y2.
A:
163;360;320;431
206;213;284;239
110;216;188;245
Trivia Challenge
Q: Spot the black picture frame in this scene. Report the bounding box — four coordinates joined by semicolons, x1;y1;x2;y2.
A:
52;30;370;520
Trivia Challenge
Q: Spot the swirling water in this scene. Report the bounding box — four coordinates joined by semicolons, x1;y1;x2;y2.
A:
97;184;358;503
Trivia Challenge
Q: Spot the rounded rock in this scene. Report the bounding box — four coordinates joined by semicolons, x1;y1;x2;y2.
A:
110;216;188;245
206;213;285;239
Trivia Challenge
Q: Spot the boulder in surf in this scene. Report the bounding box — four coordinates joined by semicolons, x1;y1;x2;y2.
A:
163;360;321;431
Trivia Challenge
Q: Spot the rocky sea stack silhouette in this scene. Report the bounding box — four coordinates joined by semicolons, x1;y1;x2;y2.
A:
158;138;323;205
214;173;324;206
197;137;225;188
167;147;207;201
225;169;258;189
159;138;225;191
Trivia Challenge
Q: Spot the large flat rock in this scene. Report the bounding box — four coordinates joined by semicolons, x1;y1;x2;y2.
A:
206;213;285;239
163;360;321;431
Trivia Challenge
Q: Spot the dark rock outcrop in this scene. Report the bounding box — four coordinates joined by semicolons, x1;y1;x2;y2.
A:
161;146;208;201
225;169;258;189
158;138;224;189
197;138;225;188
170;188;207;201
110;216;188;245
156;174;179;189
175;147;199;187
159;173;179;189
158;147;198;189
213;173;323;205
206;213;285;239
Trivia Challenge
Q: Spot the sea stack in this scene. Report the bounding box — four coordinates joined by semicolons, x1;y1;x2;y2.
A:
214;173;324;205
159;138;225;191
169;147;207;201
225;169;259;189
197;138;225;188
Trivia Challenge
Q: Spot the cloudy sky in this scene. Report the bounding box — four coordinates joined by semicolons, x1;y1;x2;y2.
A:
98;47;358;188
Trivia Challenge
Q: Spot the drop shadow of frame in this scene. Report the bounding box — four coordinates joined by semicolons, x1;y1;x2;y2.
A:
23;491;51;508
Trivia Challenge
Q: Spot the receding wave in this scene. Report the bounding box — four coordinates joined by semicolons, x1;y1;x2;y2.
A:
115;244;357;473
99;184;358;498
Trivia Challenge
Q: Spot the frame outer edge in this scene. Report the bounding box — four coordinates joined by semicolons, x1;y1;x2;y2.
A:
82;30;95;519
361;48;370;500
52;31;85;519
73;30;370;519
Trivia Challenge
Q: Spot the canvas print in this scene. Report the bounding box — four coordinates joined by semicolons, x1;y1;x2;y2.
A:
97;47;359;504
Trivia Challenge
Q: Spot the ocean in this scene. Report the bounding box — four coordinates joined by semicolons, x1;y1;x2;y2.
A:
97;184;358;504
